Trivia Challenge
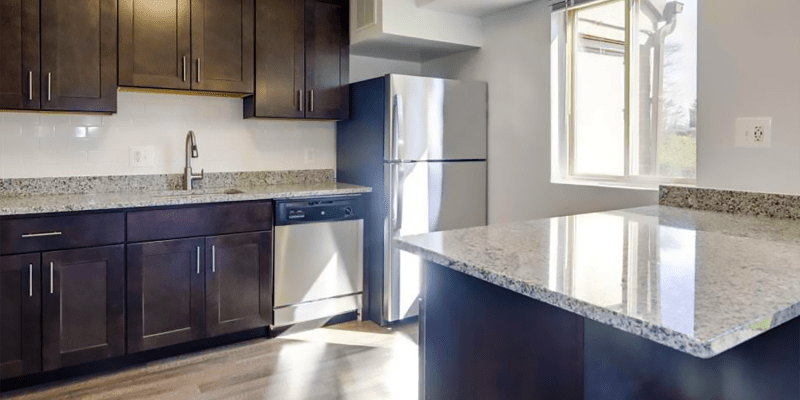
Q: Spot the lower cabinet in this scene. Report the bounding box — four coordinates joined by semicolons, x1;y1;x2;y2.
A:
206;232;272;337
41;246;125;371
0;254;42;379
127;238;206;353
127;231;273;351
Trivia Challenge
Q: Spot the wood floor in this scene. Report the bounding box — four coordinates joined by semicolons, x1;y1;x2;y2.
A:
1;321;419;400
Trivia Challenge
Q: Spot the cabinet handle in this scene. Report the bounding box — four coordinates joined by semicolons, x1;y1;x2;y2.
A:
21;231;62;238
197;246;200;274
298;90;304;112
309;90;314;112
50;262;54;294
47;73;51;102
28;71;33;101
196;59;201;83
29;264;33;297
212;245;216;273
182;56;187;82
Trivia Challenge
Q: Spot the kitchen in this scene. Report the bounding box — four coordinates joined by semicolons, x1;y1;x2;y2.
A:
1;0;799;399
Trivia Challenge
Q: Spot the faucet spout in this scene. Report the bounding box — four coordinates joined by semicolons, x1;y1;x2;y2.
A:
184;131;204;190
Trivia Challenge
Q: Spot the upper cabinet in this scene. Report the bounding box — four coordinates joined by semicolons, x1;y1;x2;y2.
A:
245;0;349;120
0;0;117;113
119;0;254;94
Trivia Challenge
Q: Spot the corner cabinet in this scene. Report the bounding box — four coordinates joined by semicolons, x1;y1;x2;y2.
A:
244;0;349;120
119;0;254;94
0;0;117;113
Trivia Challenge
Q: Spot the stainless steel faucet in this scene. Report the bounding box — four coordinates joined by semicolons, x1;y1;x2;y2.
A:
184;131;204;190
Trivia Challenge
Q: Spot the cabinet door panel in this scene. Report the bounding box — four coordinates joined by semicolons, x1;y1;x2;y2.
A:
40;0;117;112
42;245;124;371
119;0;191;90
249;0;304;118
191;0;254;93
0;254;41;379
206;232;272;337
127;238;206;352
304;0;348;120
0;0;39;110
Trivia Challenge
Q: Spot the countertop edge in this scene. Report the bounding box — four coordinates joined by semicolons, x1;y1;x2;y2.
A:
0;185;372;217
395;238;796;359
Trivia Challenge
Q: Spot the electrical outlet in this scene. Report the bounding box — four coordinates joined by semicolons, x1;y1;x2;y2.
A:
735;118;772;148
130;146;156;167
304;148;315;164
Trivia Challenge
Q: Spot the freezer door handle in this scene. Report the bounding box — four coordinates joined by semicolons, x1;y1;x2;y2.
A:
392;94;401;160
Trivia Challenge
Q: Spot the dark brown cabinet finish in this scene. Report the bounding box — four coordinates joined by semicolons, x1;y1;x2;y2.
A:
1;212;125;256
41;245;125;371
0;0;40;110
304;0;348;120
245;0;348;120
127;238;206;352
205;232;272;337
0;254;41;379
39;0;117;113
119;0;253;94
119;0;191;90
191;0;254;93
248;0;305;119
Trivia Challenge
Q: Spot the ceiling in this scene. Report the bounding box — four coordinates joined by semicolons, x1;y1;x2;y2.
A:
416;0;535;17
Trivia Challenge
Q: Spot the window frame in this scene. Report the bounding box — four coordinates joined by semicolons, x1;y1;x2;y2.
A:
561;0;696;189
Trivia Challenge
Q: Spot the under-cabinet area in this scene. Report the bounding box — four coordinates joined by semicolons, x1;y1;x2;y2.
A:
0;201;275;380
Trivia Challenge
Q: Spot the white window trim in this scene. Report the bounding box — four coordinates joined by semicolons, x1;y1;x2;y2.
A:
551;0;697;190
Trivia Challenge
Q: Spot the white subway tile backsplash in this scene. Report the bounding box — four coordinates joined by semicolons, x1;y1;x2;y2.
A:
0;92;337;179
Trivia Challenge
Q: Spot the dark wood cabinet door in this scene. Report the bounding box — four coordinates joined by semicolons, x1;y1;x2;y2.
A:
0;254;41;379
127;238;206;353
39;0;117;113
248;0;305;119
304;0;349;120
0;0;39;110
205;232;272;337
119;0;191;90
41;245;124;371
191;0;254;93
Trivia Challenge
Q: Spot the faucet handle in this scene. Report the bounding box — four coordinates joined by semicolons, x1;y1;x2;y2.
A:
197;169;204;180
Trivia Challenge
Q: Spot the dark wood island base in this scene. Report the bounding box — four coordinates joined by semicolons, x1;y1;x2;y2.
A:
421;262;800;400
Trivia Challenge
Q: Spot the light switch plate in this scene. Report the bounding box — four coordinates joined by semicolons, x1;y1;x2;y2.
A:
130;146;155;167
735;117;772;148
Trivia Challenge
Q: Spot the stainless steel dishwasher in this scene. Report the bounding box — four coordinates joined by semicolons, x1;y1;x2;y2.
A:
273;196;364;327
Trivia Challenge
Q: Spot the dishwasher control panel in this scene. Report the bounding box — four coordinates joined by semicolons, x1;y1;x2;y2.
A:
275;196;362;226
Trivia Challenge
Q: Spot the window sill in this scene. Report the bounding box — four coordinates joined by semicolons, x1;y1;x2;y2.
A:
551;177;695;192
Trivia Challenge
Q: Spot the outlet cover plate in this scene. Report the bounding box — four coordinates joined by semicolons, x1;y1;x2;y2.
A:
130;146;156;167
735;117;772;148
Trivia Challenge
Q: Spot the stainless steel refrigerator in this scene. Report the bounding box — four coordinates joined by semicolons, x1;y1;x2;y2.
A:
337;74;487;324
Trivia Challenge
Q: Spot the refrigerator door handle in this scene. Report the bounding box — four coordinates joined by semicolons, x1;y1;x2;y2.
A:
396;165;404;231
392;94;401;160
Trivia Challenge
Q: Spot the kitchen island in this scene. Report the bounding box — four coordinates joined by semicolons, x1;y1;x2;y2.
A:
396;186;800;400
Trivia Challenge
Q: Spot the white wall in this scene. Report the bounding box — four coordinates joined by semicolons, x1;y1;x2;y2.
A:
0;92;336;179
382;0;483;47
421;1;658;223
697;0;800;194
350;55;422;82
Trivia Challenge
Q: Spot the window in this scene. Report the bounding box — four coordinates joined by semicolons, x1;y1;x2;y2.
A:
552;0;697;187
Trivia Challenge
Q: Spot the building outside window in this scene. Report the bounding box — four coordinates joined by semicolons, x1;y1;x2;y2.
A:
552;0;697;188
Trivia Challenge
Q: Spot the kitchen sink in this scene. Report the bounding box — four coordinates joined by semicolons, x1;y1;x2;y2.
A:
151;188;245;199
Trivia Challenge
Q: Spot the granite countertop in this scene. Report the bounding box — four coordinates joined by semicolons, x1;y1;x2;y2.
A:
0;182;371;216
396;203;800;359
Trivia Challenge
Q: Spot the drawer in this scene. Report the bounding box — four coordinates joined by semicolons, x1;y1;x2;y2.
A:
127;202;272;243
1;213;125;255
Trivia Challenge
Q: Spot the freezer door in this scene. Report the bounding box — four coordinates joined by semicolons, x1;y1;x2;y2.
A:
384;161;487;322
386;75;488;162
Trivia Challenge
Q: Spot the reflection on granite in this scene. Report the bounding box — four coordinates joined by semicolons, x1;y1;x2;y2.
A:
660;185;800;220
0;182;370;216
0;169;335;197
397;205;800;358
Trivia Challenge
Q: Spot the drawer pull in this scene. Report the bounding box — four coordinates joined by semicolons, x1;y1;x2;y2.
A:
21;231;62;238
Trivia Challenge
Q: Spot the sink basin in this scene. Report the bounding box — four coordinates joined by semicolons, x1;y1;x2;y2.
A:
151;188;245;199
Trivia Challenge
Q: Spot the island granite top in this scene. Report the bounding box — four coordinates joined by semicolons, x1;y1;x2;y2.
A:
396;203;800;358
0;182;371;216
